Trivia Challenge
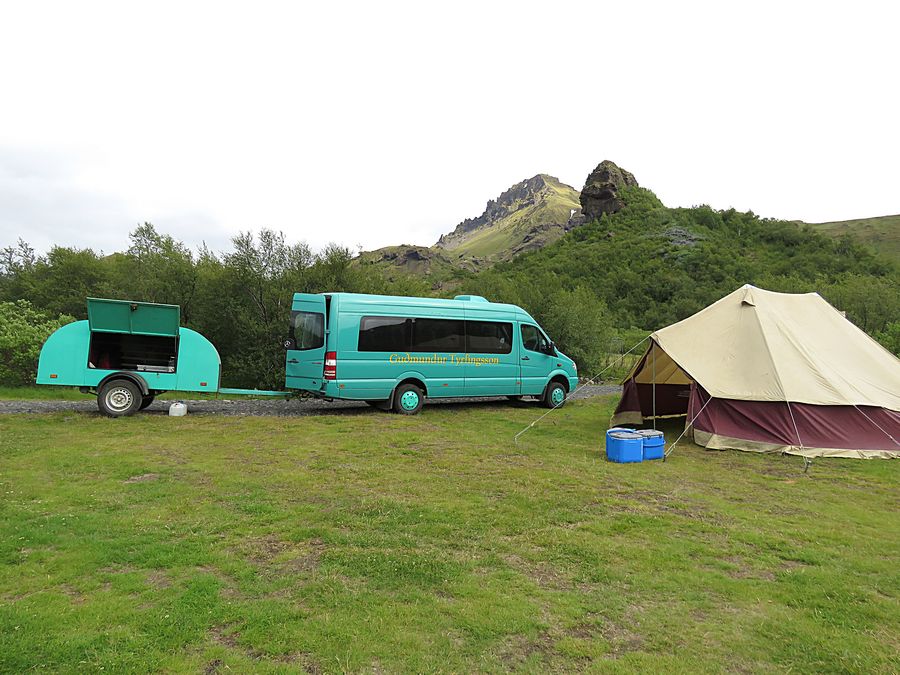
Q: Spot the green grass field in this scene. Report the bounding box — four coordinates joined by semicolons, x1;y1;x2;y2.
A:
1;397;897;673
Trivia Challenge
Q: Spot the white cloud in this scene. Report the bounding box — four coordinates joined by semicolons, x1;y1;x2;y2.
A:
0;0;897;255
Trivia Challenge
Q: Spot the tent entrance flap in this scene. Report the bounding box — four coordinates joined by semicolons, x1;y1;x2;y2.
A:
612;340;693;426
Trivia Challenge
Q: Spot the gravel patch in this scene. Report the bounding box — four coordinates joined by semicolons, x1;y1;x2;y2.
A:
0;384;621;417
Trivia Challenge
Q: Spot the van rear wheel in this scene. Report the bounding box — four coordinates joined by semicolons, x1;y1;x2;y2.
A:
393;384;424;415
98;379;143;417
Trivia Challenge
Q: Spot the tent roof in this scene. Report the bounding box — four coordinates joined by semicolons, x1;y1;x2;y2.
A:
643;285;900;409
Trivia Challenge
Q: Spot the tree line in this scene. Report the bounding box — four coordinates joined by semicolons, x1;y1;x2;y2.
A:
0;225;427;387
2;195;899;389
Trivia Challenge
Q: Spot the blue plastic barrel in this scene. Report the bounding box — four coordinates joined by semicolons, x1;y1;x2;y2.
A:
637;429;665;460
606;429;643;463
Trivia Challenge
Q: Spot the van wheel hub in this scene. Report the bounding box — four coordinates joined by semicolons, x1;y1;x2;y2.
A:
400;391;419;410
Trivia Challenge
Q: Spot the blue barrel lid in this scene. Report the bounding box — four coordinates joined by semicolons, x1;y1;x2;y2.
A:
636;429;665;438
609;431;642;440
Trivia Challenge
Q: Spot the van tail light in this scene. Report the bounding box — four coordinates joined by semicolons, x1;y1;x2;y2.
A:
324;351;337;380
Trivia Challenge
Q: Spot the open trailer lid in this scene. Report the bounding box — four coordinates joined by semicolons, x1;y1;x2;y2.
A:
86;297;180;337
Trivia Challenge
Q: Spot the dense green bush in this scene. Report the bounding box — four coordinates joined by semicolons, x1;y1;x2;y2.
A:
0;301;74;385
875;322;900;356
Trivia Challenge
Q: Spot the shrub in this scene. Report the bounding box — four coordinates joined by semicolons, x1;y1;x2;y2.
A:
0;301;74;385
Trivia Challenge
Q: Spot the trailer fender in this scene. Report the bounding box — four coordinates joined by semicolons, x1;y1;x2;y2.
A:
97;372;150;396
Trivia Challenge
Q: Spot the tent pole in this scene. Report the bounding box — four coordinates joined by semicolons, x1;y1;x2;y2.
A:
652;341;657;430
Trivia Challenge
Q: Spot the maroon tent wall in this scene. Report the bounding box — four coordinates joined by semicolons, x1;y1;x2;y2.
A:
687;385;900;451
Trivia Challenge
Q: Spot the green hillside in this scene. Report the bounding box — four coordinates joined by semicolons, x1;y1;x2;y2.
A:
802;214;900;264
465;187;899;354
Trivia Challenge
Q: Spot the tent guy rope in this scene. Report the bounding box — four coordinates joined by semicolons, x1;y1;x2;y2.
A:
851;404;900;447
662;389;713;460
513;334;650;446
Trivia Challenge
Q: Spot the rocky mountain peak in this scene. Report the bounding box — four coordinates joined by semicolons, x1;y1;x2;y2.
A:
436;174;573;251
579;160;638;221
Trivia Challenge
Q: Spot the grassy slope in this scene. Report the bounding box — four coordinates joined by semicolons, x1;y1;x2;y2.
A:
804;214;900;264
355;246;463;279
448;177;581;259
1;398;898;672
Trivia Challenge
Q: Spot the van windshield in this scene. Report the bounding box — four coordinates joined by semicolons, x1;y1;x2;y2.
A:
291;311;324;350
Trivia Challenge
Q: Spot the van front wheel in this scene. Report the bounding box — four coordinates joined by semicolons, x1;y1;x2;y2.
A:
393;384;424;415
543;381;567;409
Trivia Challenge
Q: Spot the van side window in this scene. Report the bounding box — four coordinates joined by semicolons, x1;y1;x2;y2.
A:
467;321;513;354
521;324;547;353
359;316;409;352
411;319;464;353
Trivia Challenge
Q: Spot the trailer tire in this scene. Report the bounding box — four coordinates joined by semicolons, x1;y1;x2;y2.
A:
139;395;155;410
98;379;142;417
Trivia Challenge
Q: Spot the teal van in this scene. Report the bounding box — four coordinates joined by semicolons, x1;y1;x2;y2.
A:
284;293;578;414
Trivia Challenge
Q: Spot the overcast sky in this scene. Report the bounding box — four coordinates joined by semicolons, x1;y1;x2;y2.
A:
1;1;897;257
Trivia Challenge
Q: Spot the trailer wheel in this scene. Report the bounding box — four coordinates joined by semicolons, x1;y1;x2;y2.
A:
392;384;424;415
98;379;142;417
139;395;155;410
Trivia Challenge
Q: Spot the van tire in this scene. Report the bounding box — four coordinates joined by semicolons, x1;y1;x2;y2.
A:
98;379;143;417
393;383;424;415
542;380;567;409
139;395;155;410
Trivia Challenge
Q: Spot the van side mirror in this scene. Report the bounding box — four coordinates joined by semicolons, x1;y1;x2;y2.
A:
283;337;296;350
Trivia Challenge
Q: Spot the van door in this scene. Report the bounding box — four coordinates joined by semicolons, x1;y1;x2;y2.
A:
285;294;327;391
519;323;556;395
462;319;518;396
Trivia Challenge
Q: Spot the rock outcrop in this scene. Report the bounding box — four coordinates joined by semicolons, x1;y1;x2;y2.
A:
579;160;638;221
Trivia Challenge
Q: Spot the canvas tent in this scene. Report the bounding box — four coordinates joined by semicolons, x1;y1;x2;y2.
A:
612;285;900;459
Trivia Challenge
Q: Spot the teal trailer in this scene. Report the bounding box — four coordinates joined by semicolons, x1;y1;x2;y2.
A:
284;292;579;414
37;298;288;416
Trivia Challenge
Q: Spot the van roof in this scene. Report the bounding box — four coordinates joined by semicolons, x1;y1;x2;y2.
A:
295;292;536;322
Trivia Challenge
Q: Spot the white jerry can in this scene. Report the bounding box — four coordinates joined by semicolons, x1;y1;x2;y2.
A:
168;401;188;417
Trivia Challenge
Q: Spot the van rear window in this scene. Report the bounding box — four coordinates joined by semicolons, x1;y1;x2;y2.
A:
292;312;325;350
